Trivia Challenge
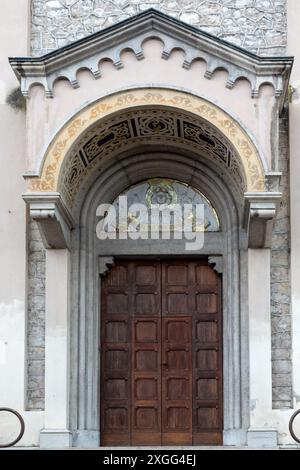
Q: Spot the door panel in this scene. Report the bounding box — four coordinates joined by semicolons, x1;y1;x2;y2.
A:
132;317;161;445
101;262;131;446
132;261;161;317
162;317;192;445
193;263;223;445
101;259;222;446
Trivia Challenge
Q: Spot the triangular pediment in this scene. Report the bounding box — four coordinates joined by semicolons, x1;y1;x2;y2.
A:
10;8;292;107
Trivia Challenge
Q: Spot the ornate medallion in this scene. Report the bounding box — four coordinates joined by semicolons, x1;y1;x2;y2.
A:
145;179;178;208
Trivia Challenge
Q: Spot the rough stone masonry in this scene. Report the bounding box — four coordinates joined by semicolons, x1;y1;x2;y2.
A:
31;0;286;56
28;0;291;410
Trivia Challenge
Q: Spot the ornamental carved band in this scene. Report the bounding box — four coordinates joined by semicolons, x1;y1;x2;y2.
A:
27;88;266;206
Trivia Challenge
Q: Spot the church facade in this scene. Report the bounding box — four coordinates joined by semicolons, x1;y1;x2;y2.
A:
1;0;300;448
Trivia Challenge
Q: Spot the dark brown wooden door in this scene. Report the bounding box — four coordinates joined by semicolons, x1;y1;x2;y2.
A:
101;259;222;446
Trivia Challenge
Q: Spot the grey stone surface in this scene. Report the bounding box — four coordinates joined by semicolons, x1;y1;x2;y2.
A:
271;104;292;409
26;219;45;410
40;429;72;448
73;430;100;448
247;429;278;448
31;0;286;56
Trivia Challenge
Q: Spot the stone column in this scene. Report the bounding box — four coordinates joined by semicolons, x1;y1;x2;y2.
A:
40;249;72;448
247;249;277;447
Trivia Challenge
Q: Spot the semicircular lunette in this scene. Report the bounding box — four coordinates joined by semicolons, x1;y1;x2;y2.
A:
58;107;248;209
109;178;221;234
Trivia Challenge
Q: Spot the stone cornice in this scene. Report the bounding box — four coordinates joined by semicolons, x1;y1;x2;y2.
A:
9;9;293;108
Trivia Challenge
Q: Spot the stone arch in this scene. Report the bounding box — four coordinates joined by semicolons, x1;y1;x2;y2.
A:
68;148;247;446
27;87;267;211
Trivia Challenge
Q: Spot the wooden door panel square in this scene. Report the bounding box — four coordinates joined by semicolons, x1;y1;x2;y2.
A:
105;321;128;342
167;293;188;313
135;320;158;342
196;349;217;371
196;265;218;287
166;265;188;285
104;378;128;400
196;407;219;430
105;349;128;370
135;350;158;371
166;320;189;342
166;407;189;430
167;349;189;370
196;321;218;343
135;294;158;314
107;293;128;314
106;265;128;286
104;407;128;430
196;293;217;313
135;265;157;285
135;407;158;430
196;378;218;400
166;377;189;400
135;378;158;400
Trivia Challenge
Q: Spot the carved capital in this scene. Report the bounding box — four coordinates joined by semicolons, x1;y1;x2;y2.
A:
98;257;115;276
244;192;281;248
208;256;223;274
23;192;74;249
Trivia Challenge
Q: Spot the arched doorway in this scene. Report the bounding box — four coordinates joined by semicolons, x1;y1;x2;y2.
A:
69;144;244;447
23;88;279;447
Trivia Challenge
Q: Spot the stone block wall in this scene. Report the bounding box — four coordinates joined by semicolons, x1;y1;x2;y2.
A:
31;0;286;56
271;105;292;408
26;219;45;410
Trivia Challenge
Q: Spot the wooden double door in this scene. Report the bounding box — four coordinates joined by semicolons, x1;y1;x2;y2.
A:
101;259;223;446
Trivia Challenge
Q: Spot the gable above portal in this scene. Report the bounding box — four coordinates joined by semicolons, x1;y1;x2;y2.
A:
10;9;292;109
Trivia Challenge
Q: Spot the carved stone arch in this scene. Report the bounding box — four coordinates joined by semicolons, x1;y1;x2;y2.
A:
26;87;266;200
58;106;249;212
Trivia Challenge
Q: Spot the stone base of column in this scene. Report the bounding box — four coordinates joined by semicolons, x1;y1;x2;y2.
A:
223;429;247;446
73;430;100;447
247;428;277;448
40;429;72;448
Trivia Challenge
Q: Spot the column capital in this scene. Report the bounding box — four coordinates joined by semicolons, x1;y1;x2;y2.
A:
244;192;281;248
23;192;74;249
